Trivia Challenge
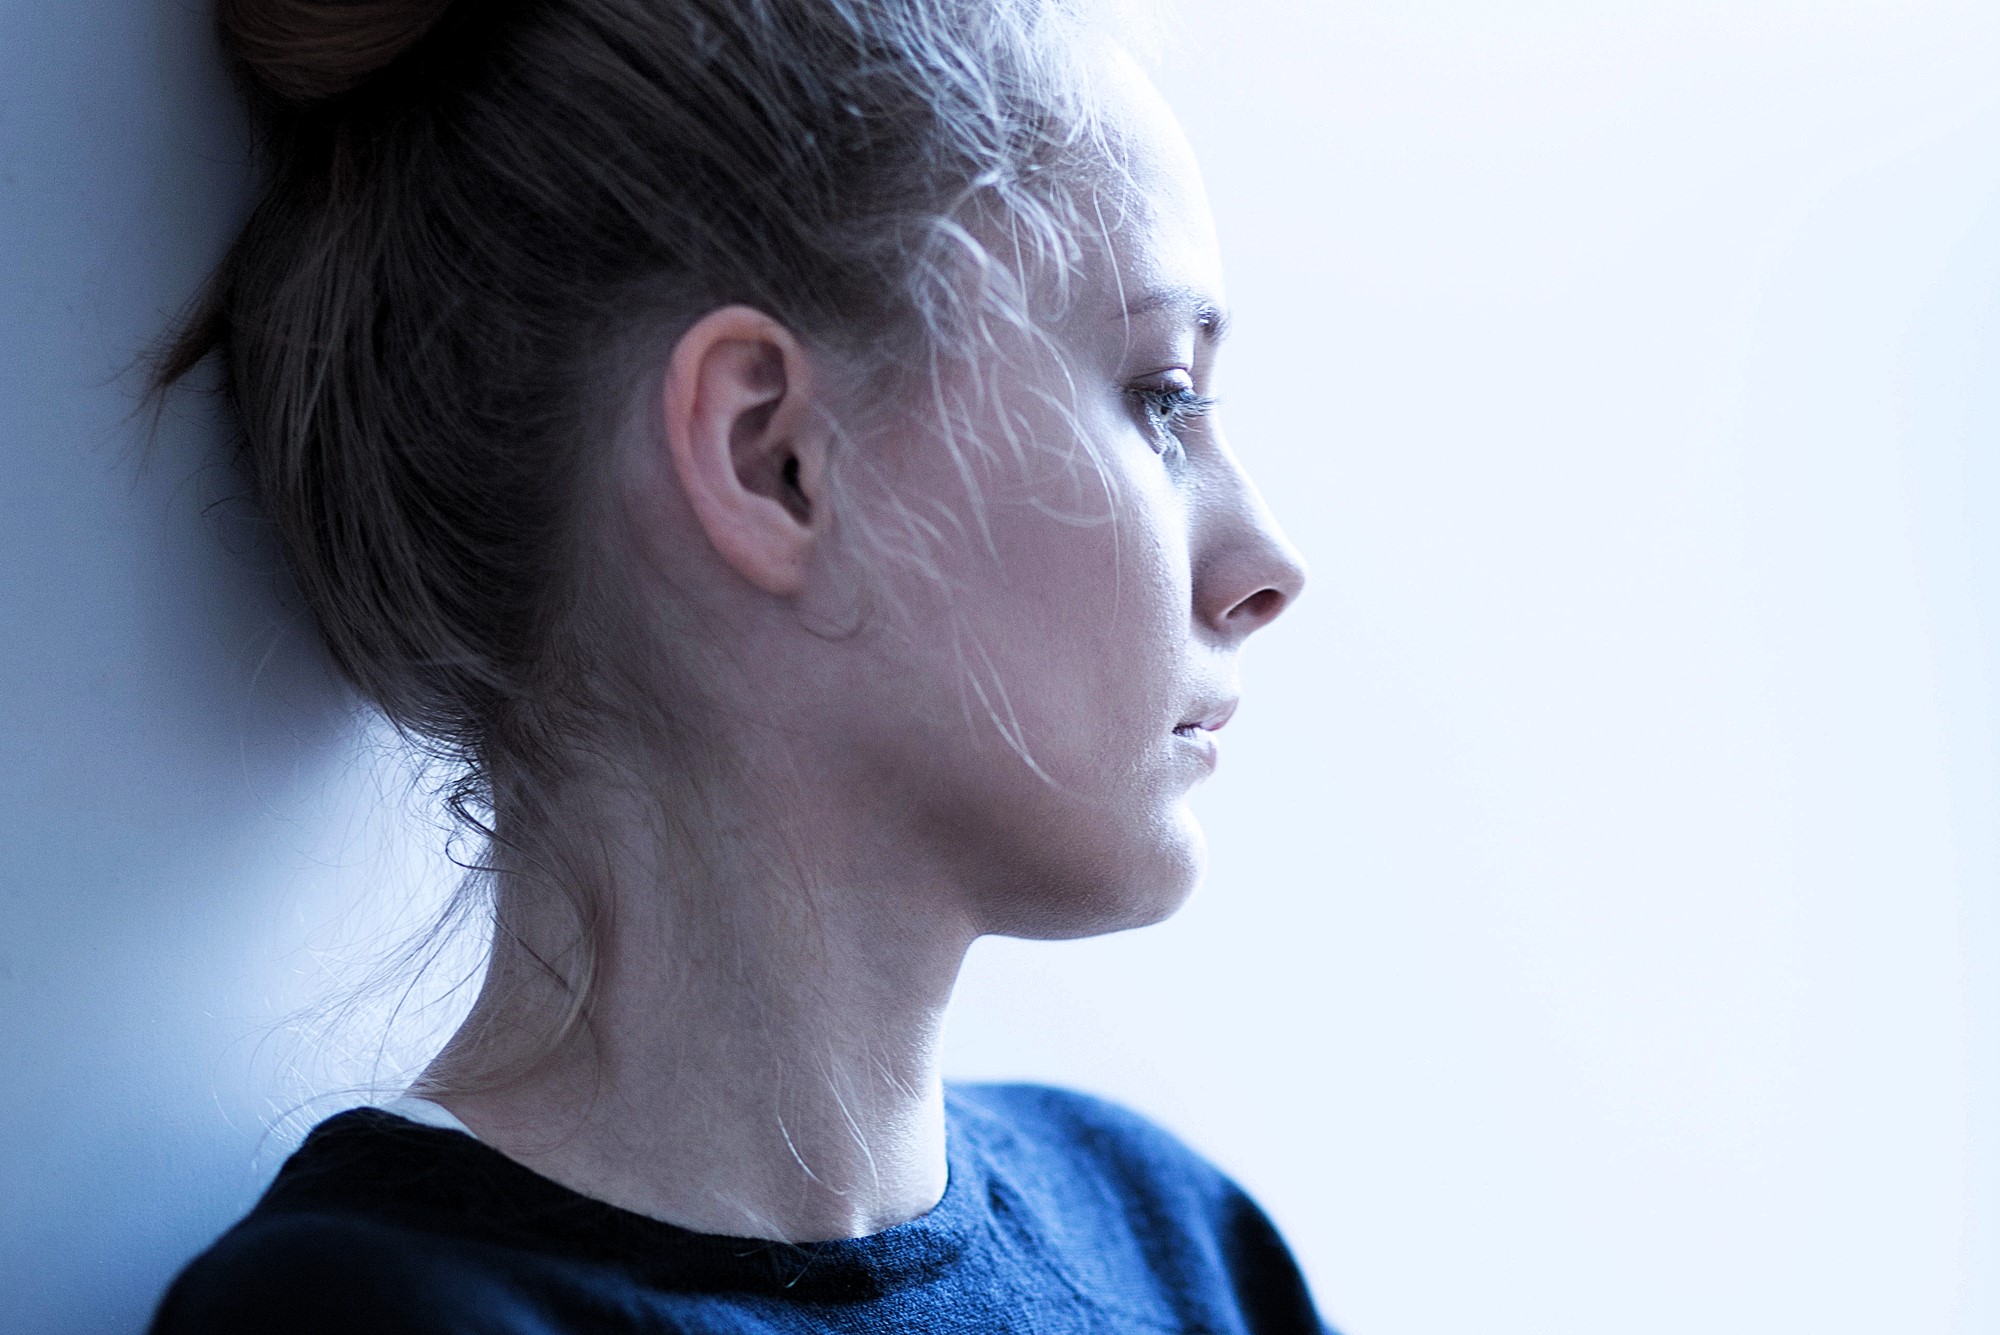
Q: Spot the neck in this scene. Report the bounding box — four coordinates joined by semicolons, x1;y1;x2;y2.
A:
418;782;979;1242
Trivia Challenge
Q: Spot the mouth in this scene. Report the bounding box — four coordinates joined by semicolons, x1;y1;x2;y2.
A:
1172;698;1238;739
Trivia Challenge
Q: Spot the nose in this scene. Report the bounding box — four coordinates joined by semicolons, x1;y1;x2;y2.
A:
1193;444;1308;640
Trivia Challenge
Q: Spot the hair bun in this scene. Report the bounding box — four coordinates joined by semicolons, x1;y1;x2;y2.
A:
219;0;455;103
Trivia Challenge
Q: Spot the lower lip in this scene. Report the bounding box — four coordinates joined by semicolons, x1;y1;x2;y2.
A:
1173;727;1218;769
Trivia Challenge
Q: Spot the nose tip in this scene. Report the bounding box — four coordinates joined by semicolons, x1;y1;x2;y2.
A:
1197;438;1308;640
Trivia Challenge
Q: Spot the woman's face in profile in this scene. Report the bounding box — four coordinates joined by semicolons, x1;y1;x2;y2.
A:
811;54;1306;941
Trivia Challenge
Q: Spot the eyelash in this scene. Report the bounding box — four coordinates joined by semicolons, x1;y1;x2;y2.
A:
1129;378;1218;457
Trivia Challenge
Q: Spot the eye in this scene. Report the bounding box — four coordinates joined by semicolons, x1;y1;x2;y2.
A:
1127;369;1218;458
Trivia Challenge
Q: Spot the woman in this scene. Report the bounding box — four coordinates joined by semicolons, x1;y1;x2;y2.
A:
152;0;1321;1330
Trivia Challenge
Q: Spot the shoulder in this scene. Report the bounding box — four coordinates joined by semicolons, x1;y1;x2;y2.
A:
151;1209;522;1335
950;1078;1175;1136
950;1080;1234;1201
151;1110;565;1335
949;1082;1335;1334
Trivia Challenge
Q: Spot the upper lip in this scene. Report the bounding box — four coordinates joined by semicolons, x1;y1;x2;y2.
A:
1178;699;1238;732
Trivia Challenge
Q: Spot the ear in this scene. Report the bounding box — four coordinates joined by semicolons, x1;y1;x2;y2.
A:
661;306;825;597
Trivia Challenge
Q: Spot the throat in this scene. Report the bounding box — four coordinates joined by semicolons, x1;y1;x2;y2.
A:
416;877;968;1241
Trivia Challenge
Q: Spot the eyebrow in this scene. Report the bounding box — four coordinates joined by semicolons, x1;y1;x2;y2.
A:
1116;285;1232;344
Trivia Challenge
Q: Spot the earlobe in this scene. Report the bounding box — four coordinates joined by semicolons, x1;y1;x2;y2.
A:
660;306;824;598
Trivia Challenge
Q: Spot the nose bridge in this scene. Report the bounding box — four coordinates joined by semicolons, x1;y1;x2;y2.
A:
1193;435;1307;636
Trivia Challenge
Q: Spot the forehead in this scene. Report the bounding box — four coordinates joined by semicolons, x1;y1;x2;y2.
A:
1080;49;1225;325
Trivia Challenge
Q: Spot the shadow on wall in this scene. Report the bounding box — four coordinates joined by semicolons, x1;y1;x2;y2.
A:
0;5;443;1332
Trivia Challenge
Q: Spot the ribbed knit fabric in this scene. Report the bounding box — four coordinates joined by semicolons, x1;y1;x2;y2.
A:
151;1082;1333;1334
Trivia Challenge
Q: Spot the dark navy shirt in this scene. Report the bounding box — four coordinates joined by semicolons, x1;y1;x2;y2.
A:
152;1082;1333;1333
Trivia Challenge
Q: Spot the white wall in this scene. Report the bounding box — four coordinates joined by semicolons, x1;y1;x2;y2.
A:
0;7;449;1332
2;3;1994;1334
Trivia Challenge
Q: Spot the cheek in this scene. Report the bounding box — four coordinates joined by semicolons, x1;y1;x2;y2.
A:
824;404;1207;935
979;449;1192;769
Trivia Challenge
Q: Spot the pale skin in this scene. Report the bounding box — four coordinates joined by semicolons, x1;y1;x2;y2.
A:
419;52;1306;1243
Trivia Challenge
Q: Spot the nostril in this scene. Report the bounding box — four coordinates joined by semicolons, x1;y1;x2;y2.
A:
1230;586;1287;627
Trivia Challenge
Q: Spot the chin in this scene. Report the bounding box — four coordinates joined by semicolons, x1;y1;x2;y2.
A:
984;803;1208;942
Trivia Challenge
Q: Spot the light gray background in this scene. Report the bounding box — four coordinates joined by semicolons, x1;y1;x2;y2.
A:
3;2;1995;1333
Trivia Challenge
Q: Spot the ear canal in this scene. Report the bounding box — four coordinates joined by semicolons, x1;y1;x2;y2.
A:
780;456;810;522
